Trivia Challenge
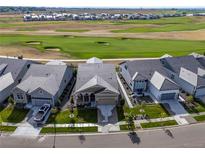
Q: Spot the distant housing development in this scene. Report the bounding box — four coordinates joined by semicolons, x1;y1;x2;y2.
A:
23;12;185;21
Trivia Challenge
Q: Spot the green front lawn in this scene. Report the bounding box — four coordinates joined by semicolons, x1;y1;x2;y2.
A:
47;108;97;124
41;126;98;134
194;115;205;122
1;34;205;59
0;105;28;123
124;104;170;119
120;124;135;131
0;126;17;132
141;120;177;128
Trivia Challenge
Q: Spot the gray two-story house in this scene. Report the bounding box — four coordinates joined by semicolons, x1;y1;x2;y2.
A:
119;59;179;101
161;56;205;97
12;63;73;107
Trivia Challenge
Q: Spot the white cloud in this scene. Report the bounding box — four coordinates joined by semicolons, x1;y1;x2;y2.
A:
0;0;205;8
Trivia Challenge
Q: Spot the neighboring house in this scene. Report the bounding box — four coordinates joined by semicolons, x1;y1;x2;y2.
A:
74;57;120;123
161;55;205;97
119;59;179;101
0;58;33;103
12;63;73;107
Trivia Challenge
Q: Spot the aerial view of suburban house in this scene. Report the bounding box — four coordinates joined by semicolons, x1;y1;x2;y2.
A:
161;55;205;99
12;61;73;107
73;57;120;123
119;59;179;101
0;57;33;104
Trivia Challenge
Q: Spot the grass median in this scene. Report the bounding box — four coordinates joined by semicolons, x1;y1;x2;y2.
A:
194;115;205;122
141;120;177;128
41;126;98;134
0;126;17;132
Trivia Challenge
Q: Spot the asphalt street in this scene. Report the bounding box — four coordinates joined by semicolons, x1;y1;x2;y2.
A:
1;123;205;148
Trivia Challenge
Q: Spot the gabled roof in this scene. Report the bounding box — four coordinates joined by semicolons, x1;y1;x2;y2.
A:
162;55;204;74
86;57;102;64
0;64;8;75
17;75;59;95
197;57;205;68
150;71;179;91
179;67;205;87
0;73;14;92
76;75;119;94
123;59;168;81
0;58;32;80
75;63;119;94
17;64;73;96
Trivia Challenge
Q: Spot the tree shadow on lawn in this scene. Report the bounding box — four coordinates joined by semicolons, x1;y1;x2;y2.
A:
77;108;97;123
7;107;29;123
160;103;175;116
116;106;126;121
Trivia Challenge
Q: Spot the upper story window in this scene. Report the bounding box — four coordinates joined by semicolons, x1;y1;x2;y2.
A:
17;93;23;100
124;65;127;70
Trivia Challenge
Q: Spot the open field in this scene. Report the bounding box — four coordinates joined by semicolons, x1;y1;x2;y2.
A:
1;34;205;59
2;16;205;40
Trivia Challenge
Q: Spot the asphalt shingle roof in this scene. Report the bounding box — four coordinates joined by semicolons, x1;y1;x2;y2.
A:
17;64;73;96
0;58;31;80
75;63;118;93
162;55;204;74
125;59;168;80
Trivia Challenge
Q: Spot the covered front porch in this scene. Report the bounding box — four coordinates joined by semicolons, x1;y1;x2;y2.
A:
75;92;96;107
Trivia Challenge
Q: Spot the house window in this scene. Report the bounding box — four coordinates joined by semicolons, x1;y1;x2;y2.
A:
17;93;23;100
124;65;127;70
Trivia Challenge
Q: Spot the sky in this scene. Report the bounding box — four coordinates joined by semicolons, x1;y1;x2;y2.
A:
0;0;205;8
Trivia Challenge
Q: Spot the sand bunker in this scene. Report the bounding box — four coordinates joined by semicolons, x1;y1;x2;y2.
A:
26;41;41;45
96;41;110;46
44;47;61;51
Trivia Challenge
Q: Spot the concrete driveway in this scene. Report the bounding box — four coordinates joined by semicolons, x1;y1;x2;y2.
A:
161;100;188;115
161;100;190;125
12;106;42;137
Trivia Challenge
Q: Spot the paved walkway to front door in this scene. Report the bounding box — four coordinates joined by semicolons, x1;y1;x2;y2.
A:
12;107;42;138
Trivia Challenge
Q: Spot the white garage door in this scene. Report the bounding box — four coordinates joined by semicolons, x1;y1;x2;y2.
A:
32;99;52;106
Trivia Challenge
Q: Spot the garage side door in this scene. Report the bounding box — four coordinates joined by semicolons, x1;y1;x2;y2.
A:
160;93;176;100
32;98;53;106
